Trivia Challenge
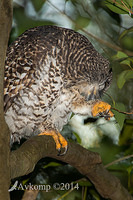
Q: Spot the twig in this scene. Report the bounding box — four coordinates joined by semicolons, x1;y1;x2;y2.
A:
111;107;133;115
105;154;133;168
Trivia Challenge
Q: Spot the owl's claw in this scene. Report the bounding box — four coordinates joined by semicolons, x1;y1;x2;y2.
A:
56;131;68;156
38;130;68;156
57;145;68;156
92;101;114;120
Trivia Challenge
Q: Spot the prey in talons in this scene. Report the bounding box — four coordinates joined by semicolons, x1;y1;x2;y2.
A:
91;101;114;120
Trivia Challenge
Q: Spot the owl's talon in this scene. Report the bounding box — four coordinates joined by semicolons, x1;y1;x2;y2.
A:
38;130;68;156
92;101;114;120
57;148;61;156
63;145;68;155
57;145;68;156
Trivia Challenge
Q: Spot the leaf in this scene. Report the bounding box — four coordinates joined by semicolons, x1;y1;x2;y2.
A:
43;162;62;169
77;179;92;187
112;102;126;130
119;27;133;51
121;59;131;66
117;70;133;89
119;119;133;145
22;178;29;186
113;51;132;67
74;16;90;30
104;0;129;14
73;132;81;144
31;0;45;12
115;51;128;59
127;165;133;191
119;27;133;40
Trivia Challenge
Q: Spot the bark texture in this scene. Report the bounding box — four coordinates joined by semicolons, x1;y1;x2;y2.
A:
10;136;133;200
0;0;12;199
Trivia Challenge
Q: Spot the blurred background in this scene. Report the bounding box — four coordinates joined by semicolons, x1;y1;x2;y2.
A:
9;0;133;199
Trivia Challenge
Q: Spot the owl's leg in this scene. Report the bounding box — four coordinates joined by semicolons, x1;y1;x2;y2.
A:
38;131;68;155
71;99;114;120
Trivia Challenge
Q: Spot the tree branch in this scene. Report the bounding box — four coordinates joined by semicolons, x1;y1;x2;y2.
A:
22;189;39;200
10;136;133;200
0;0;12;199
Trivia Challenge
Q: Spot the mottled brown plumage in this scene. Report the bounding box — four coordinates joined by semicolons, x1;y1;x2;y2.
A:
4;26;113;153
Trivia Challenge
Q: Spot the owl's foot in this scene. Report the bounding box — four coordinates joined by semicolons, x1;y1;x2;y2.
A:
91;101;114;120
38;131;68;156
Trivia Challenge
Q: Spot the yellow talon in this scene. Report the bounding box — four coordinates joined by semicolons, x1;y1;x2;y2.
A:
38;130;68;155
92;101;114;120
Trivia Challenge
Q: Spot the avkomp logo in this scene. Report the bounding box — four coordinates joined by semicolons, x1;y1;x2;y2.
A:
8;181;18;192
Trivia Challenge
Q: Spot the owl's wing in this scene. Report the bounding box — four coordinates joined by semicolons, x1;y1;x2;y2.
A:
4;26;64;112
4;33;42;112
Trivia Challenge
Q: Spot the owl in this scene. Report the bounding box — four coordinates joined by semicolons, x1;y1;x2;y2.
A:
4;26;113;155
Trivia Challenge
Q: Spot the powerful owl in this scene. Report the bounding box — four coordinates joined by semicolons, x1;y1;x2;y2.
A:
4;26;113;155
